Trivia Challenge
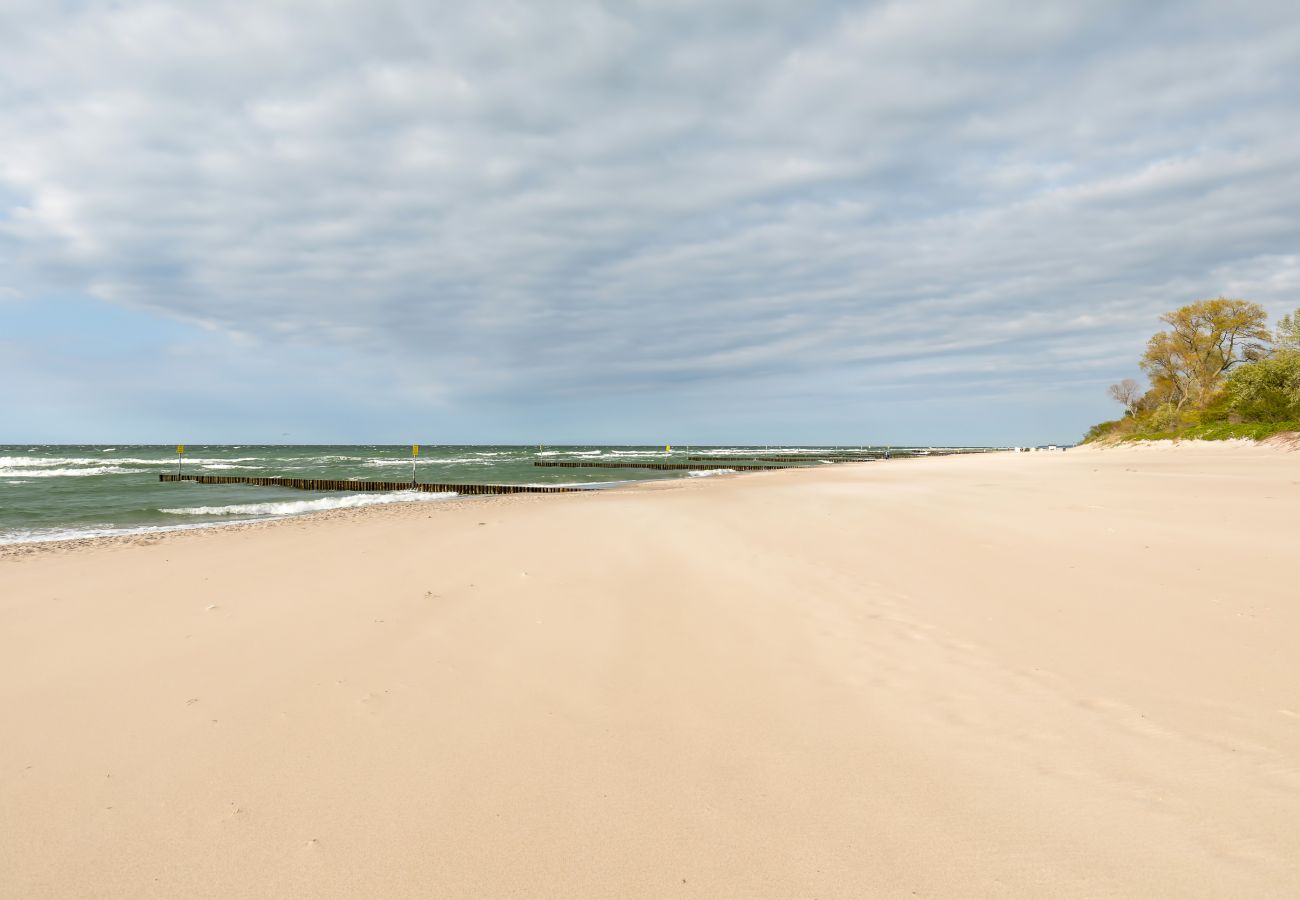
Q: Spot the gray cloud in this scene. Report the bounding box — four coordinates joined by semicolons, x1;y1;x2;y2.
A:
2;0;1299;441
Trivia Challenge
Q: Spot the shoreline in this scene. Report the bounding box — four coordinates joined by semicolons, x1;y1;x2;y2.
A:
0;474;673;558
3;444;1298;897
0;463;832;559
6;437;1294;559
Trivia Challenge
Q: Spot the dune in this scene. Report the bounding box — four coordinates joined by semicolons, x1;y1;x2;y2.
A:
2;443;1298;897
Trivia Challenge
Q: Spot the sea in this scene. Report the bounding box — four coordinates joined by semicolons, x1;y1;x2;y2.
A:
0;444;940;544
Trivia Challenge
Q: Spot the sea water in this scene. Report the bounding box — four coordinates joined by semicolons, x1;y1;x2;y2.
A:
0;444;933;544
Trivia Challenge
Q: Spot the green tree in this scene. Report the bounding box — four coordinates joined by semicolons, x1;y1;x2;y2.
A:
1139;298;1271;409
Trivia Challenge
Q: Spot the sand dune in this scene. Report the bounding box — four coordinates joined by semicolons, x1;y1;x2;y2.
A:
2;443;1298;897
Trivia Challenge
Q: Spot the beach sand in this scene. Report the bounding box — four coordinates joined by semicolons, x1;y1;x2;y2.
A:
2;443;1298;898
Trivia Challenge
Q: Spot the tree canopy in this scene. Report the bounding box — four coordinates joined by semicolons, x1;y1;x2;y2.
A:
1087;298;1298;442
1138;298;1270;409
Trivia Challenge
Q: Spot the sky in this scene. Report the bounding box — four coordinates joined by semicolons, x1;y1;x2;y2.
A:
2;0;1299;446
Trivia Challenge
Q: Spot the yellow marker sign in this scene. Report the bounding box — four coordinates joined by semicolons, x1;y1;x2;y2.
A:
665;444;671;452
177;445;184;454
412;444;419;457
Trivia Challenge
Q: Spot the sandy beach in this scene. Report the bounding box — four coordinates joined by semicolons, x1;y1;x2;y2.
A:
2;443;1298;898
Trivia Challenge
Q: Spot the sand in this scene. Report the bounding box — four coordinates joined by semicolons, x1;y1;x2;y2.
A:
2;442;1298;898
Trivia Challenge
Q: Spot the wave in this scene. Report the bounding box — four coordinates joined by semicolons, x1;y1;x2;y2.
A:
363;457;493;467
200;463;264;470
160;491;456;518
533;450;668;459
0;456;90;468
0;521;235;545
0;455;263;468
0;466;149;478
688;469;736;477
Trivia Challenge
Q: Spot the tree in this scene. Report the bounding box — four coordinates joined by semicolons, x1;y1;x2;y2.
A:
1139;298;1271;409
1107;378;1142;414
1277;307;1300;351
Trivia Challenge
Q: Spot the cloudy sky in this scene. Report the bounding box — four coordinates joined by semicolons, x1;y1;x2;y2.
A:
2;0;1298;445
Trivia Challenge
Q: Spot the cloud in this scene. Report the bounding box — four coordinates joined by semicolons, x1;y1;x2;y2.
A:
2;0;1299;441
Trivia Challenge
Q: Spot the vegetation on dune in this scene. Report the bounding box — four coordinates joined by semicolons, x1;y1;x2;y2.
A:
1084;298;1300;443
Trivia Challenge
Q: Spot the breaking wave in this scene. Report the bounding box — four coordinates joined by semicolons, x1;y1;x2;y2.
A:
160;491;456;517
0;466;148;478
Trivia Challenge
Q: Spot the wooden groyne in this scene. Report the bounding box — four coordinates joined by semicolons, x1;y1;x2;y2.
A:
533;461;795;472
160;473;581;495
687;455;881;463
688;450;999;462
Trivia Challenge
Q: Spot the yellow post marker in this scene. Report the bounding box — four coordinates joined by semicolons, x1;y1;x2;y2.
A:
665;444;671;452
411;445;419;485
176;444;185;476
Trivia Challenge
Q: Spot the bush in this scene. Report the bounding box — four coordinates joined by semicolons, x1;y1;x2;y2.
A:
1197;393;1233;424
1147;402;1184;432
1173;421;1300;441
1223;351;1300;423
1082;419;1123;443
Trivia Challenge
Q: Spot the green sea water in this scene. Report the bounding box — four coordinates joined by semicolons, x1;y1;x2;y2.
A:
0;444;944;544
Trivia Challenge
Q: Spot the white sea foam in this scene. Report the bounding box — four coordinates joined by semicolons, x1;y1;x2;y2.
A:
688;469;736;477
0;466;148;478
161;491;456;517
0;456;77;468
0;521;237;545
534;449;665;459
0;455;263;468
200;463;264;470
364;457;489;466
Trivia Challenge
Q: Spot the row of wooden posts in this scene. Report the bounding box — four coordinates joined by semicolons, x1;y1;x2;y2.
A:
162;447;999;496
531;461;794;471
159;473;581;495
